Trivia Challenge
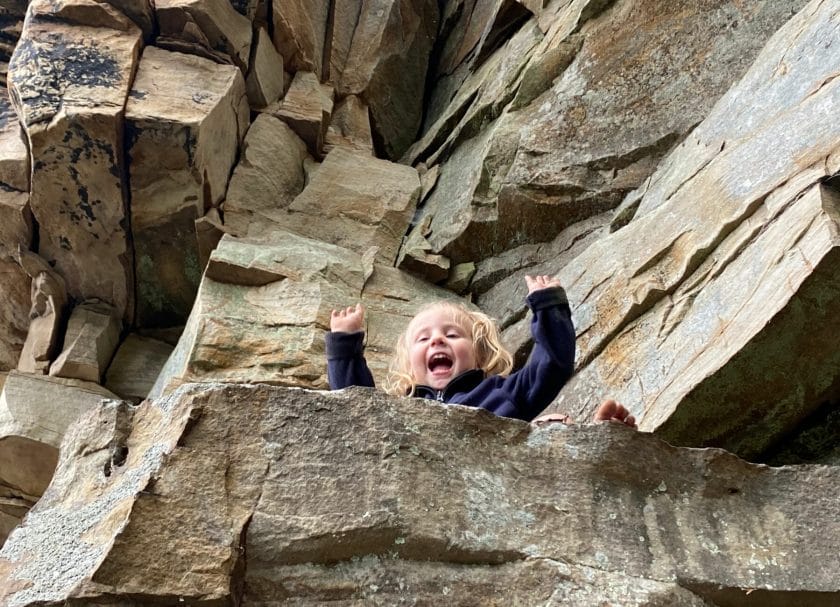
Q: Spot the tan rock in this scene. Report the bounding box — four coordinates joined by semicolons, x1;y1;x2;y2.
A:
27;0;145;33
8;17;142;322
272;71;334;158
326;0;362;83
151;232;459;397
245;26;285;109
252;147;420;265
0;371;117;545
1;382;838;603
126;46;248;327
222;114;309;236
0;259;29;371
104;334;174;403
0;95;28;191
411;0;809;266
195;207;227;271
547;1;840;459
155;0;252;70
271;0;330;75
339;0;438;159
0;190;30;258
323;94;373;155
396;219;451;283
16;250;68;375
49;300;121;383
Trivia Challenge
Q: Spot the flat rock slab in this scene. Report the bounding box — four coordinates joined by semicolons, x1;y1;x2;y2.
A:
0;383;837;605
549;0;840;459
104;334;174;403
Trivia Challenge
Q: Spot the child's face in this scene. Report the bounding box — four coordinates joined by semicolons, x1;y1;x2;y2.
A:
407;307;477;390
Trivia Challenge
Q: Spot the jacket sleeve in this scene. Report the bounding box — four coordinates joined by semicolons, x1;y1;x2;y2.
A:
492;286;576;420
325;331;376;390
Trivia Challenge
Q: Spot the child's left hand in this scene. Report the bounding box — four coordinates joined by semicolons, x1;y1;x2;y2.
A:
525;274;562;294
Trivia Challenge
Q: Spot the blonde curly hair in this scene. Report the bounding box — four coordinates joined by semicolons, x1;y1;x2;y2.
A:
384;300;513;396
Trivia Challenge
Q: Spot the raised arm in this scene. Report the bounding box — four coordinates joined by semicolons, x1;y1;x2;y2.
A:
325;304;375;389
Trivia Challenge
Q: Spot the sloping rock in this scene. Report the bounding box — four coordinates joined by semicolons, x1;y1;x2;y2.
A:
326;0;362;83
104;334;174;403
0;371;117;545
338;0;439;159
271;0;330;76
155;0;252;70
25;0;144;33
49;301;121;383
251;147;420;265
222;114;309;236
1;382;838;604
194;207;227;270
548;0;840;459
272;70;334;158
7;16;142;322
150;231;459;397
324;94;373;155
408;0;809;267
245;26;285;109
126;46;248;327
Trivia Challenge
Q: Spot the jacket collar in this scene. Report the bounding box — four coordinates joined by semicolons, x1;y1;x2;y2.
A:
412;369;485;400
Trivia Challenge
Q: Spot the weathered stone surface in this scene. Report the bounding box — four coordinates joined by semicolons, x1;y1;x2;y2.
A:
155;0;252;70
547;0;840;459
245;26;284;109
104;334;174;403
26;0;143;33
271;0;329;76
126;46;248;327
0;191;30;371
16;251;68;375
323;94;373;155
0;1;26;88
0;371;117;545
222;113;309;236
8;17;142;322
0;95;28;191
326;0;362;83
338;0;439;159
1;382;838;604
272;70;334;158
409;0;809;266
49;301;121;383
151;232;458;397
251;147;420;265
194;207;227;270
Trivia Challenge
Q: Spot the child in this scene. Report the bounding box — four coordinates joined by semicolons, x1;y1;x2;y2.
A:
327;275;636;426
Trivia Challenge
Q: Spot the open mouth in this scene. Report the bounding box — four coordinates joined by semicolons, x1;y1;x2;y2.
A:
428;353;453;375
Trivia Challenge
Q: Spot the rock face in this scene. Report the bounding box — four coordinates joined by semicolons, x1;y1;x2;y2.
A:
126;46;248;327
7;9;142;322
547;0;840;459
0;383;838;604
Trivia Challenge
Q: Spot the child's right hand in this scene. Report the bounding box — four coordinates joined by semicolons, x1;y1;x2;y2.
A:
330;303;365;333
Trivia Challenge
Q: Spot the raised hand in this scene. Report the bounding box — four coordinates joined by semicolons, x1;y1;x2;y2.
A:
593;399;637;428
330;303;365;333
525;274;562;294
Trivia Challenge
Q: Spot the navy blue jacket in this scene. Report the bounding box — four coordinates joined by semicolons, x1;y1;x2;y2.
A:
325;287;575;422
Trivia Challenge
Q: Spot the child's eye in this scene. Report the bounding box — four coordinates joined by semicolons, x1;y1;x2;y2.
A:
447;332;461;338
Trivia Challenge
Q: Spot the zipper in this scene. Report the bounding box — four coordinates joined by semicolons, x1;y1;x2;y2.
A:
435;390;444;402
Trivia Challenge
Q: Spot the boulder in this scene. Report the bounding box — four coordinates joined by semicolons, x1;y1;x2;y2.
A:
155;0;252;70
0;382;838;604
7;16;142;322
0;192;31;371
195;207;227;270
250;147;420;265
222;114;309;236
326;0;362;83
271;70;334;158
408;0;810;267
547;0;840;459
126;46;248;327
0;94;28;191
49;300;121;383
338;0;439;159
0;371;117;545
245;26;285;109
271;0;330;76
104;334;174;403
